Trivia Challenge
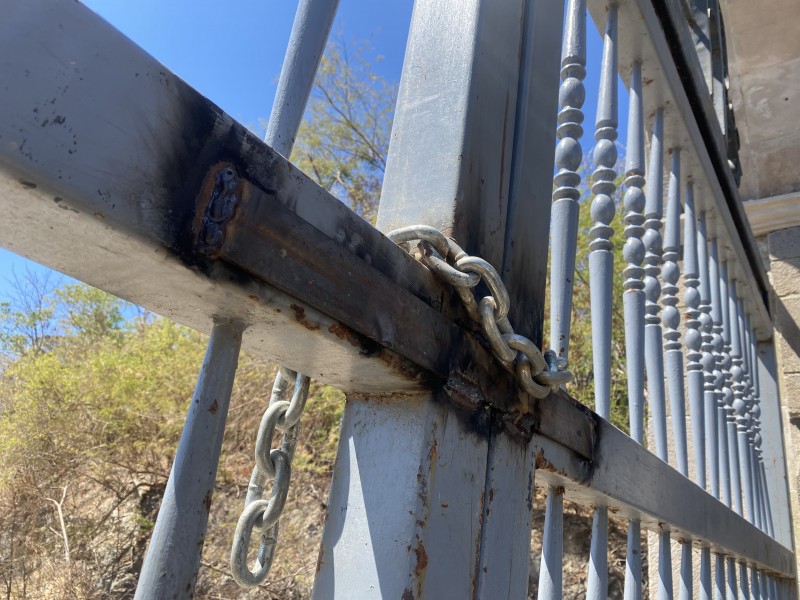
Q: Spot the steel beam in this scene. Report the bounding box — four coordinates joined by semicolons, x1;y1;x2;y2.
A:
0;0;520;404
533;413;797;578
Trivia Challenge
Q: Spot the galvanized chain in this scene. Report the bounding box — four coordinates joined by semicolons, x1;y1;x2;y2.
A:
230;367;310;588
388;225;573;398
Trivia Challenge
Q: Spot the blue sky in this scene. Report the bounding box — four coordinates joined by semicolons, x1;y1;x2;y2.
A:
0;1;627;298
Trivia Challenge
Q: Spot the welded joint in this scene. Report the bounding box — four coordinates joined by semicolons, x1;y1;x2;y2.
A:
195;164;242;257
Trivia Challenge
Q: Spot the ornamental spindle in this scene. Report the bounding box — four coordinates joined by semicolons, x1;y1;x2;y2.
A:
644;108;668;461
662;149;689;478
622;59;646;600
643;108;673;600
686;207;719;598
539;2;586;596
662;149;691;600
720;261;742;516
731;283;755;523
709;236;731;507
682;182;706;491
697;210;719;500
586;6;618;600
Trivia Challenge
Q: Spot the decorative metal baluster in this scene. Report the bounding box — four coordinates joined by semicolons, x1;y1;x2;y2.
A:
731;283;755;524
739;299;761;531
662;148;689;478
644;107;667;461
710;237;731;508
697;210;719;500
684;202;716;600
587;5;618;599
683;181;706;492
748;316;774;538
643;108;672;600
540;1;585;595
721;262;743;517
622;59;646;600
709;237;731;600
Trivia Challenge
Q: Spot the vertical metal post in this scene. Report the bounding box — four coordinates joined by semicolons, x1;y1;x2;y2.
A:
727;556;738;600
315;0;563;597
662;149;689;479
539;0;584;595
683;181;706;491
679;542;692;600
265;0;340;158
701;545;713;600
139;0;340;595
715;554;725;600
587;5;618;599
644;107;667;462
135;321;243;598
622;58;646;600
721;261;743;516
740;562;750;600
710;237;731;508
539;489;565;600
658;529;673;600
698;210;719;500
644;108;672;600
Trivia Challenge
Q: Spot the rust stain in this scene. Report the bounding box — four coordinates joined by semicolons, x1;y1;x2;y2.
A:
315;547;324;574
328;322;360;348
203;491;212;514
290;303;320;331
402;589;415;600
248;294;259;302
440;503;448;509
498;91;510;213
208;398;218;414
413;542;428;577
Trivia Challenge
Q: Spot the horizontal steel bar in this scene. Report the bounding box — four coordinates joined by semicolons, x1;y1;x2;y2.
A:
533;413;796;578
585;0;772;341
0;0;530;413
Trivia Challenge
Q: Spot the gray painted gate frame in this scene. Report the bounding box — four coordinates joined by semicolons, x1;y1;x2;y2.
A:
0;0;796;598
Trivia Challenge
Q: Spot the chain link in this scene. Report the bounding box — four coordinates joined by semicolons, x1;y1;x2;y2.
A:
388;225;573;399
230;367;310;588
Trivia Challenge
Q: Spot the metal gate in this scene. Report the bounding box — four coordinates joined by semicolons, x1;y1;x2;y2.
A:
0;0;795;597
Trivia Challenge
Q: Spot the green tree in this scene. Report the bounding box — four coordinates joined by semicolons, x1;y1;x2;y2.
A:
289;38;396;222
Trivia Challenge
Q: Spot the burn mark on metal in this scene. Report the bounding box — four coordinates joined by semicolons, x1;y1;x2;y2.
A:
195;165;241;257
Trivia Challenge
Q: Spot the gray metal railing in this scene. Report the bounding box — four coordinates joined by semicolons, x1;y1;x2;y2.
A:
0;0;795;598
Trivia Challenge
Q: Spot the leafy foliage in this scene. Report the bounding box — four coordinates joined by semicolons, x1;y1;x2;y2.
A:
289;38;396;223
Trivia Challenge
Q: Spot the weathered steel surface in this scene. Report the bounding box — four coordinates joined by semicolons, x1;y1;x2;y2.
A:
0;0;523;407
533;414;797;578
315;0;563;596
